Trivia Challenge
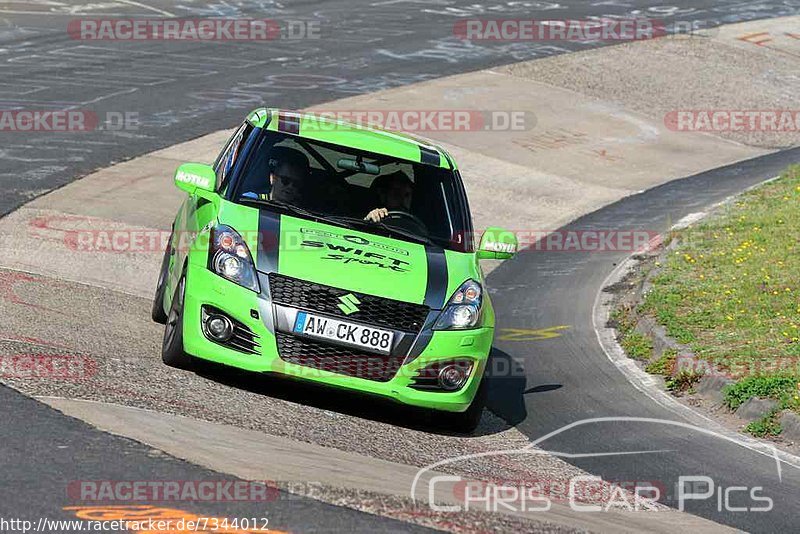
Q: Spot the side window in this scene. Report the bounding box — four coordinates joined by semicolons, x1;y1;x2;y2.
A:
214;122;253;190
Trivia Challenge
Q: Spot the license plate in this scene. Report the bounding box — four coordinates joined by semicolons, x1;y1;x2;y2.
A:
293;312;394;354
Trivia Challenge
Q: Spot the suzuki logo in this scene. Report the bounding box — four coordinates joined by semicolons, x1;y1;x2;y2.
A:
337;293;360;315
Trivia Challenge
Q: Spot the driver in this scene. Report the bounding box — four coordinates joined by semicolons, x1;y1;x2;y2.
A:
243;146;311;206
364;171;414;223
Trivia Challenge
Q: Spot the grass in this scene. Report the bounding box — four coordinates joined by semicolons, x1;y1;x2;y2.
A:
611;307;654;361
723;376;800;411
620;331;653;361
665;369;703;394
645;350;677;375
745;410;783;437
641;165;800;416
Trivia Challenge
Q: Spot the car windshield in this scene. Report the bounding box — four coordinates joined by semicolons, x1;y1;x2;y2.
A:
231;131;469;250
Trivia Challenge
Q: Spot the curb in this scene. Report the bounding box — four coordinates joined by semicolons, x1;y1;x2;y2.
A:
780;411;800;441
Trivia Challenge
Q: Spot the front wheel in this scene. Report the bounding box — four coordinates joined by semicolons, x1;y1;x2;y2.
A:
151;232;173;324
162;270;193;370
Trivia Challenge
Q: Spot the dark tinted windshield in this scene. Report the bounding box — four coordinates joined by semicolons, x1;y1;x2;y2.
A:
231;131;470;251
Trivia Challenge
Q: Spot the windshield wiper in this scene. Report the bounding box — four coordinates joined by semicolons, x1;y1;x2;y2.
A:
237;197;365;231
237;197;315;218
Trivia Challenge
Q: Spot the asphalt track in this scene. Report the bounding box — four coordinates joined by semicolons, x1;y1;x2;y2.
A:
4;0;800;531
488;147;800;533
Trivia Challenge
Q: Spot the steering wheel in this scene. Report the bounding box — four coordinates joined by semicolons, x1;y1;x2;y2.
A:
384;210;428;234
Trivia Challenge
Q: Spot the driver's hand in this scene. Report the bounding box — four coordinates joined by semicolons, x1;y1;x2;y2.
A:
365;208;389;222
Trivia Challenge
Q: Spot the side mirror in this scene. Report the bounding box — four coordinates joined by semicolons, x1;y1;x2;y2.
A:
174;163;216;195
477;227;518;260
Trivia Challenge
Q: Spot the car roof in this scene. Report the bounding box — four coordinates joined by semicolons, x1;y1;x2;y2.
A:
245;108;456;170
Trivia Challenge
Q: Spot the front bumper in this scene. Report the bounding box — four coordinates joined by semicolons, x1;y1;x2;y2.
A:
181;263;493;412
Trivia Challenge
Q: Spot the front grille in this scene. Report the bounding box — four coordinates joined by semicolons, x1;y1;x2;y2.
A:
276;332;404;382
268;273;429;332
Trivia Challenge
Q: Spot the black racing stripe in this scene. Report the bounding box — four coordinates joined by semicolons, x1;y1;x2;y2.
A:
278;112;300;135
423;246;449;309
256;210;281;275
405;311;440;361
419;146;440;166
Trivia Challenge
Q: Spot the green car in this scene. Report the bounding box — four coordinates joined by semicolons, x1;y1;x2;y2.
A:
152;108;518;432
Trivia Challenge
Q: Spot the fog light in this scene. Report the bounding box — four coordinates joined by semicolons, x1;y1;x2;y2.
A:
205;314;233;342
438;364;468;391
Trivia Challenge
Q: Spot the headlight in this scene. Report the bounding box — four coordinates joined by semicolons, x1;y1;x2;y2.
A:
208;225;260;292
434;279;482;330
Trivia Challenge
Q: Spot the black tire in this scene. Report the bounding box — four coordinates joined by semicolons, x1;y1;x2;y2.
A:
161;270;193;370
444;375;488;434
151;233;173;324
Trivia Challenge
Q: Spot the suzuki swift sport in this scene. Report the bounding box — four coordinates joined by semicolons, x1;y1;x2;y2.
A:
152;108;518;432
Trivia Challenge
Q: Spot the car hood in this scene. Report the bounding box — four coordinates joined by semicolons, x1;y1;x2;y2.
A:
254;213;443;305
